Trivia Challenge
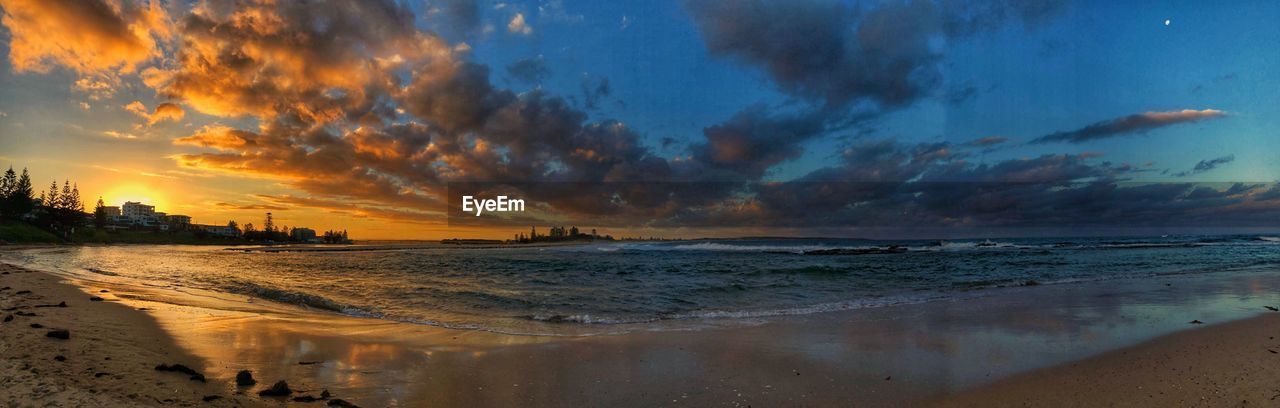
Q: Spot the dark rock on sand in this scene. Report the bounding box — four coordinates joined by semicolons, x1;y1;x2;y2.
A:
321;389;331;399
202;395;222;402
327;399;360;408
1265;306;1279;312
35;301;67;308
298;360;322;365
1024;280;1040;286
3;314;12;322
99;290;110;293
293;395;322;402
54;355;66;362
155;363;206;382
16;311;36;316
258;380;292;397
15;290;31;294
30;323;43;328
236;370;257;386
89;296;104;302
46;329;70;339
1190;320;1204;324
94;372;110;378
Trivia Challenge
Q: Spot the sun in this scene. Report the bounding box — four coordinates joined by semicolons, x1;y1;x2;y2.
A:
100;183;171;211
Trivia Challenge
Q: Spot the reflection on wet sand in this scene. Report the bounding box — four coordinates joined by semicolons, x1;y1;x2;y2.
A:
127;269;1280;406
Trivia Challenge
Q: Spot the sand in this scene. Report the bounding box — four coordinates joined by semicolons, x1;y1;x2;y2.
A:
5;258;1280;406
0;263;264;407
937;313;1280;407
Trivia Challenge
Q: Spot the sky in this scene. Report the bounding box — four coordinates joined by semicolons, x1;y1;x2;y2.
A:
0;0;1278;240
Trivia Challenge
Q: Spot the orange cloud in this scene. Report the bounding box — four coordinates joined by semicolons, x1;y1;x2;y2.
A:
0;0;171;74
173;125;254;150
148;102;184;125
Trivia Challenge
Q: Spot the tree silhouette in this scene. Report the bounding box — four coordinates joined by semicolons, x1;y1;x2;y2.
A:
94;197;106;229
0;167;14;198
58;180;72;210
0;166;16;219
44;180;58;208
13;168;33;216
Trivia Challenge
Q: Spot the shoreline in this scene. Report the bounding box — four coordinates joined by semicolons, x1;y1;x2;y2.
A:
0;263;262;406
5;259;1280;405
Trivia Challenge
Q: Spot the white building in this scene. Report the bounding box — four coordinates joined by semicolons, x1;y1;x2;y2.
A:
122;202;155;223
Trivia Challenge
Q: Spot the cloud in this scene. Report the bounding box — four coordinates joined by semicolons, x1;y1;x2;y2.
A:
145;0;451;119
1174;155;1235;177
689;105;828;179
508;12;532;35
505;56;550;84
1031;109;1227;144
124;100;148;117
683;0;1066;111
538;0;582;24
147;102;184;125
215;202;288;211
73;75;119;100
968;136;1008;146
9;0;1278;233
579;74;611;110
0;0;172;74
101;130;137;139
423;0;481;38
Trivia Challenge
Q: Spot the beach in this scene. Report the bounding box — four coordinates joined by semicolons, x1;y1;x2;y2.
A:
0;262;250;406
5;246;1280;406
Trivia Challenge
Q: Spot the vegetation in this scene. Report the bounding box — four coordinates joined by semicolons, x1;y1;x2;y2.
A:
0;164;353;246
0;221;59;244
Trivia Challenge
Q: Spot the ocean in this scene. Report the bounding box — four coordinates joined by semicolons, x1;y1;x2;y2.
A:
7;235;1280;335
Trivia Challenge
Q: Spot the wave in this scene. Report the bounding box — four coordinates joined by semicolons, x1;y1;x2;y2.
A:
519;313;657;325
667;242;841;253
83;267;120;276
221;282;368;315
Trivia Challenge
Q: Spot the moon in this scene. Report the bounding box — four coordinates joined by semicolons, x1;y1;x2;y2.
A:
1164;19;1171;26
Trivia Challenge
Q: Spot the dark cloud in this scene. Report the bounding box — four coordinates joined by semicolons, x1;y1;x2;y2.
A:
1174;155;1235;177
968;136;1008;146
684;0;1067;111
1031;109;1227;144
689;105;829;179
579;74;611;110
505;56;551;85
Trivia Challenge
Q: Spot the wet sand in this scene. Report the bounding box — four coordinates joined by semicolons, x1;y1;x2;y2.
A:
938;313;1280;406
4;259;1280;406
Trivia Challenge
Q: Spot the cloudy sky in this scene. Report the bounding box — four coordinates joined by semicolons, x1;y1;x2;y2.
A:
0;0;1277;239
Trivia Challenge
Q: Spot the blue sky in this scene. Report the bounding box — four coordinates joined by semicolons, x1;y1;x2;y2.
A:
450;0;1279;181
